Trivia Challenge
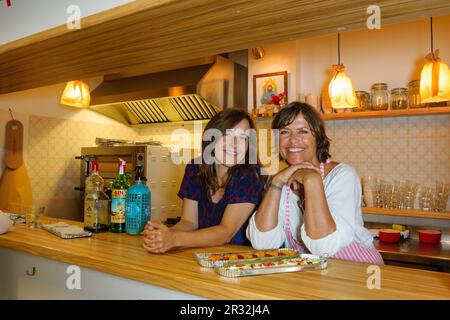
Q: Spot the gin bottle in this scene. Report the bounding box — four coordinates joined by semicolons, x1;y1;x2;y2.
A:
110;158;128;233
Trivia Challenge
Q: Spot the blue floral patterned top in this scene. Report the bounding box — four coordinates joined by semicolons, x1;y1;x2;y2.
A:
177;162;265;245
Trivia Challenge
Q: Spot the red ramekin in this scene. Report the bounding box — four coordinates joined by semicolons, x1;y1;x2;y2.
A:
379;229;401;243
418;229;441;244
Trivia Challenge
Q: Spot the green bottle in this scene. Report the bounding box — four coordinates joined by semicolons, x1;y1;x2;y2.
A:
110;158;129;233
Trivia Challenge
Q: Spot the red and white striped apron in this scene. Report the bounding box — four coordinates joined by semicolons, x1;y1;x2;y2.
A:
284;187;384;265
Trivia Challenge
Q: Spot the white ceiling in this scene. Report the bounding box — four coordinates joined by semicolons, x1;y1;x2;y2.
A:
0;0;134;45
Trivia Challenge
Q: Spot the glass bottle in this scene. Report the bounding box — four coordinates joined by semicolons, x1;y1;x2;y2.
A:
371;83;389;110
408;80;422;108
110;158;129;233
353;91;370;112
85;160;104;195
390;88;408;109
84;180;110;233
125;165;151;235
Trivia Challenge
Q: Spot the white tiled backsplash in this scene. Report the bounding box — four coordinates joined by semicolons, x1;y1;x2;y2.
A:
24;113;450;221
27;115;138;218
327;115;450;188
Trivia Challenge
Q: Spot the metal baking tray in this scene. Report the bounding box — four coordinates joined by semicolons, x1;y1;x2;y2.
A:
214;254;328;278
195;248;299;268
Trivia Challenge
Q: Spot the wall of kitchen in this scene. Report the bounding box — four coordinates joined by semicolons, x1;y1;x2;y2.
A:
248;14;450;230
0;79;138;218
0;78;208;219
0;14;449;229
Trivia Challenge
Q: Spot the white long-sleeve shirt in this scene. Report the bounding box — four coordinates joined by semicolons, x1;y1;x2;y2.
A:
246;163;374;256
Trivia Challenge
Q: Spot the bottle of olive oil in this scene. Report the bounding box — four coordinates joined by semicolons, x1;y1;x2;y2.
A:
84;161;110;232
110;158;128;233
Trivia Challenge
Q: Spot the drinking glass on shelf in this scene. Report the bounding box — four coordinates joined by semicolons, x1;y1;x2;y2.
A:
362;176;378;207
434;181;450;212
377;180;392;208
419;186;433;211
387;180;402;209
399;180;419;209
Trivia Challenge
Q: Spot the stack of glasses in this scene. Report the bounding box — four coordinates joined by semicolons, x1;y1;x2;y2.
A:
362;177;449;212
419;182;450;212
361;176;378;207
399;181;419;210
435;182;450;212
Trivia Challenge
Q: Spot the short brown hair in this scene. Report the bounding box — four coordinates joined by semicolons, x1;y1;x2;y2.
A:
272;102;331;163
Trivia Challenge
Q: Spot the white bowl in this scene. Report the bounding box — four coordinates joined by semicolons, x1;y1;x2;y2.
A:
0;212;13;234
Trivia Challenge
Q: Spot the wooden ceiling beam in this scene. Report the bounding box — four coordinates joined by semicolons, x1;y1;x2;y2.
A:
1;0;450;94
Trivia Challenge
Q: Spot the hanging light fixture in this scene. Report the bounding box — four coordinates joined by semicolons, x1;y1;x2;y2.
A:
60;80;91;108
250;47;265;60
420;17;450;104
328;32;356;109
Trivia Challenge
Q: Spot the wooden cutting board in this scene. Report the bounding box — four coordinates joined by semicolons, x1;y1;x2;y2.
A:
0;119;32;211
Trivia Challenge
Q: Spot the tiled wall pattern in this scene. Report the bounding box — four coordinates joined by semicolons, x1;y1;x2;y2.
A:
25;113;450;219
326;115;450;210
27;115;137;218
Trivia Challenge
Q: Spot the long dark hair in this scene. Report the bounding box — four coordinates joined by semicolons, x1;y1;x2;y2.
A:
272;102;331;163
199;108;258;196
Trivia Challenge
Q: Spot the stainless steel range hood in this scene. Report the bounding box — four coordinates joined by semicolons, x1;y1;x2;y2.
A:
89;55;247;126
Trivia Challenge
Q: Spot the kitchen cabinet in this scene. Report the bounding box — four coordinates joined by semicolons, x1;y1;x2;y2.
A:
0;247;202;300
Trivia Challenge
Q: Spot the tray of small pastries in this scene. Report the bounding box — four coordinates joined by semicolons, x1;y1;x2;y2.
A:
195;248;299;268
214;254;328;278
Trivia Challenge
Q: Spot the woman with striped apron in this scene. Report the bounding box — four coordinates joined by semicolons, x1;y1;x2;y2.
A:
247;102;384;265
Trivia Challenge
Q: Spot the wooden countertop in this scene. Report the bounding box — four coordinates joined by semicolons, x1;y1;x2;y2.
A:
0;218;449;300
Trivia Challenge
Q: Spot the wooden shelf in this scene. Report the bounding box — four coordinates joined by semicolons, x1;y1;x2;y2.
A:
252;106;450;122
362;207;450;220
321;106;450;120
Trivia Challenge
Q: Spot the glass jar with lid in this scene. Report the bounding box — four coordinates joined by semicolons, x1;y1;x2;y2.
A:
390;88;408;109
353;91;370;112
408;80;422;108
371;83;389;110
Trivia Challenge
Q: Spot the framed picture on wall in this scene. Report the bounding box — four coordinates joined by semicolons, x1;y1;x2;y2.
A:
253;71;288;117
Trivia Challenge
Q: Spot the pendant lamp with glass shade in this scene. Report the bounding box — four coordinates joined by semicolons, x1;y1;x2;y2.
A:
420;17;450;104
60;80;91;108
328;32;357;109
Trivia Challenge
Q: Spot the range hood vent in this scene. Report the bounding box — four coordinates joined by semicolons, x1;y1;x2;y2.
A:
89;55;247;126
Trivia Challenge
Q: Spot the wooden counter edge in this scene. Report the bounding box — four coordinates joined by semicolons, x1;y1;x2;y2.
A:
0;236;281;300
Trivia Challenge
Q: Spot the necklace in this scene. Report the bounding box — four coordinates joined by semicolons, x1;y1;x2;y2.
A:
284;158;330;252
319;158;332;180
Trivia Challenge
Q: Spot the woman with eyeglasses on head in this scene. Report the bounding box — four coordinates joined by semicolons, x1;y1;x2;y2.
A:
246;102;383;264
143;108;265;253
